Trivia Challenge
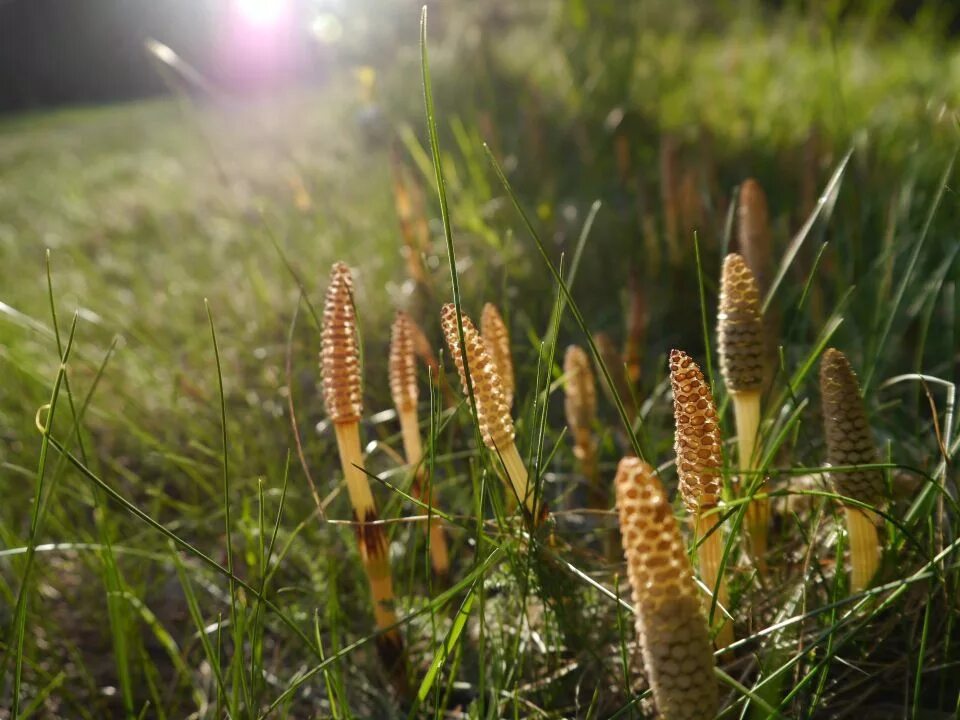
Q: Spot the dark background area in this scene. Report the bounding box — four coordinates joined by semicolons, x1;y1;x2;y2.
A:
0;0;957;115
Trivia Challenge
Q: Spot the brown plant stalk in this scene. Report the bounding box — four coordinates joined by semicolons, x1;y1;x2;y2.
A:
389;311;450;579
718;253;769;572
615;457;720;720
819;348;886;593
321;262;406;688
669;349;733;647
441;304;541;523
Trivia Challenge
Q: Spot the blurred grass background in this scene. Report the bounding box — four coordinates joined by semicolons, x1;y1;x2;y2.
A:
1;0;959;717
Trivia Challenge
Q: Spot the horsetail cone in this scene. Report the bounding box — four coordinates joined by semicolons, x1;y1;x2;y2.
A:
563;345;600;506
321;263;406;682
669;349;732;647
441;304;538;519
718;254;765;393
737;179;773;296
389;311;450;578
480;302;515;409
321;262;363;425
819;348;885;591
718;253;769;568
389;311;418;415
615;457;720;720
668;350;723;514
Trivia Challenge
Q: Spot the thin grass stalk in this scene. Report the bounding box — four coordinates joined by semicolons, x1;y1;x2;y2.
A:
717;253;769;572
321;262;406;690
480;302;515;409
819;348;886;593
615;457;720;720
441;304;542;523
390;311;450;579
669;349;733;647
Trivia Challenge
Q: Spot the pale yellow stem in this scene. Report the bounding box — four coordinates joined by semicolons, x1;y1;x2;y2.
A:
844;506;880;593
333;421;377;517
695;511;734;648
498;441;541;523
732;389;768;573
397;408;450;578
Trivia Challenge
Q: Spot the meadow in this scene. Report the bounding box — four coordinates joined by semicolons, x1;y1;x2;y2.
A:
1;1;959;717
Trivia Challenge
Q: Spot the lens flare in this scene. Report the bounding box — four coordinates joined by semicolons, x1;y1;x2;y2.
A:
235;0;287;27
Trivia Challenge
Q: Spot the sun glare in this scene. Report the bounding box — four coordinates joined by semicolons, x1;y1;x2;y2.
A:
235;0;288;27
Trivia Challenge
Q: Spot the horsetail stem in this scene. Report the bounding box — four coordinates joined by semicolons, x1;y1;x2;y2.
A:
819;348;886;592
737;179;773;296
441;303;540;522
389;310;449;579
615;457;720;720
321;262;406;689
718;252;769;572
669;349;733;647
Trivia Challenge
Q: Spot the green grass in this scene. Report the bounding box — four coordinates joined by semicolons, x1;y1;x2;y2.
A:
2;0;960;717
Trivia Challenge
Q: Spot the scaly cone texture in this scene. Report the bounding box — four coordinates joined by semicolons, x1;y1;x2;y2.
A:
819;348;885;592
718;254;765;393
615;457;720;720
321;263;363;426
737;179;773;297
389;311;450;578
563;345;600;507
389;311;418;416
441;304;539;521
718;253;769;570
480;302;515;409
321;263;406;686
669;350;733;647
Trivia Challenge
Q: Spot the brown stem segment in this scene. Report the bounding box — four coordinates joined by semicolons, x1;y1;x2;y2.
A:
333;421;405;685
